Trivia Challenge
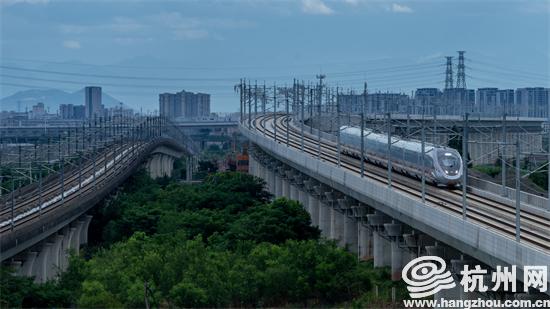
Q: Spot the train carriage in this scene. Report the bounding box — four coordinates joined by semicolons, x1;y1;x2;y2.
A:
339;126;463;186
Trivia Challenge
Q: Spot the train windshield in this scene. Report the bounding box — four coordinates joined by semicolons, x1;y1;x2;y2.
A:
437;150;461;176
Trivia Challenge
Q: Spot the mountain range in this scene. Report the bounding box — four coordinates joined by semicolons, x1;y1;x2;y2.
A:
0;88;124;113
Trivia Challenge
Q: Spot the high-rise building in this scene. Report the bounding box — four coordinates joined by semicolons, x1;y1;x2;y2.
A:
60;104;86;119
515;87;549;118
159;90;211;120
159;92;182;117
73;105;86;119
30;102;46;119
197;93;211;117
337;92;409;115
442;88;475;115
84;86;102;119
414;88;442;115
496;89;515;116
338;92;365;114
476;88;498;116
60;104;74;119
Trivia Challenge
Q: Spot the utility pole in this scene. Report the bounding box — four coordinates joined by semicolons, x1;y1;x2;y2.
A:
336;87;341;167
361;82;367;178
262;81;267;116
501;113;507;197
406;101;411;138
285;85;289;147
273;83;277;141
248;81;252;129
316;75;325;159
39;169;43;217
300;81;305;152
421;111;426;203
254;81;258;123
60;157;65;203
11;180;15;231
515;138;521;241
462;113;469;220
309;86;313;134
387;112;392;188
239;79;243;124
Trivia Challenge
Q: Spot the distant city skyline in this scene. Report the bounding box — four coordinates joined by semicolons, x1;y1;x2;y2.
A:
1;0;549;112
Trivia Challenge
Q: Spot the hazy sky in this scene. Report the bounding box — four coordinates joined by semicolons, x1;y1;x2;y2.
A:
1;0;549;112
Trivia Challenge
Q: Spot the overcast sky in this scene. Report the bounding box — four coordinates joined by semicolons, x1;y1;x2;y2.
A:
1;0;549;113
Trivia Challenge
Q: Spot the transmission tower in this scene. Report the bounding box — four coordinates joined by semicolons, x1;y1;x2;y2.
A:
456;51;466;89
444;56;454;90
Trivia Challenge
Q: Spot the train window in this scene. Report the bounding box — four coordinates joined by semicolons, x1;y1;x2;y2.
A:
439;152;459;168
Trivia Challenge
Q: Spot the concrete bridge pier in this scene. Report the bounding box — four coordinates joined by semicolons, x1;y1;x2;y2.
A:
426;242;450;261
256;156;263;179
281;171;291;199
286;171;299;201
358;223;374;260
60;227;77;271
19;251;37;277
281;178;289;199
32;242;52;283
294;174;308;210
318;203;332;238
330;209;345;246
303;180;319;226
9;260;22;274
449;257;476;303
275;166;283;198
289;182;299;202
6;214;96;283
248;155;256;177
268;163;277;195
2;212;96;282
79;215;93;245
147;153;176;179
351;205;373;260
302;179;314;212
46;235;64;280
258;159;267;185
403;231;420;259
308;196;320;227
368;212;391;268
185;155;193;181
384;222;409;281
338;198;358;253
325;191;344;245
263;164;273;193
372;231;391;268
258;157;264;176
315;186;331;237
263;162;275;194
71;220;85;255
343;212;358;254
9;261;23;274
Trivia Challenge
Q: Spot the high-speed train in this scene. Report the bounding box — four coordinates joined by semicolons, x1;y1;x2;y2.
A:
339;126;463;186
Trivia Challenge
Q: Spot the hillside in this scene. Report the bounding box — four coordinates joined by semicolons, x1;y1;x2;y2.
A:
0;88;124;113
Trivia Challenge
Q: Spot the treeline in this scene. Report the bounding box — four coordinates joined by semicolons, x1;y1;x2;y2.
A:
1;171;404;307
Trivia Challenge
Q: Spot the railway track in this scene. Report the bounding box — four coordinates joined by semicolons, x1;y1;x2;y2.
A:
1;143;142;216
0;141;147;234
252;114;550;252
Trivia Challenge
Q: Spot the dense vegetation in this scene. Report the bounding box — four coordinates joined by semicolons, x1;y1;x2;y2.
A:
528;163;548;191
472;165;502;178
472;161;548;193
1;171;404;307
